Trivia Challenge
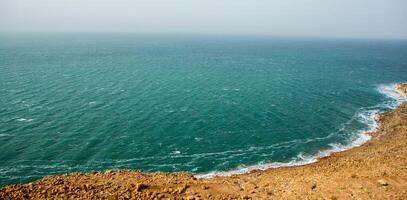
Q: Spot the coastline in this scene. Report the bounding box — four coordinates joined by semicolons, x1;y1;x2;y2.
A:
1;83;407;199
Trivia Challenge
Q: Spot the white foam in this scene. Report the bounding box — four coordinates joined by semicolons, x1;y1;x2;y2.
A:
376;83;405;109
16;118;34;122
171;150;181;155
195;83;406;179
196;131;371;178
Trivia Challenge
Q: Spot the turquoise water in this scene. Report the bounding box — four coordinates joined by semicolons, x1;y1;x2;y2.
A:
1;34;407;186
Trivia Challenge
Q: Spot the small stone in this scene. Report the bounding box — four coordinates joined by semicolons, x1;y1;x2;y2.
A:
242;195;251;200
53;178;64;185
177;185;188;194
311;183;317;190
201;185;209;190
378;179;389;186
177;188;184;194
151;191;158;197
135;183;148;192
186;196;195;200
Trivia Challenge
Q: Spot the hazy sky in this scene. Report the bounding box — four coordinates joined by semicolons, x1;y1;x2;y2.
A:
1;0;406;39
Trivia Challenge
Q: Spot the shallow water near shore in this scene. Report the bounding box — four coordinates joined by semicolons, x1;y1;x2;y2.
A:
1;34;407;186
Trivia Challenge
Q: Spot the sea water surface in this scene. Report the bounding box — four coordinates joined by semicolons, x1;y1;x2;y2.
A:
1;34;407;186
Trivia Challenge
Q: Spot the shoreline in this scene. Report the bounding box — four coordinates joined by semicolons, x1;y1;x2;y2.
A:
1;83;407;199
195;83;405;179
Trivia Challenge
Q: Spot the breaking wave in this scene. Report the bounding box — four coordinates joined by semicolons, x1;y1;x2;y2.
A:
195;83;406;178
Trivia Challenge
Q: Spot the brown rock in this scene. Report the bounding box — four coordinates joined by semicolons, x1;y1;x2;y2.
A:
377;179;389;186
135;183;148;192
177;185;188;194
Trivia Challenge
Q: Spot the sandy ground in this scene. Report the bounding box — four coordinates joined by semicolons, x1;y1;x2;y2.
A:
1;83;407;200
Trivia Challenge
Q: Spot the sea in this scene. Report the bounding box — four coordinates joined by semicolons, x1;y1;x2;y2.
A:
1;33;407;186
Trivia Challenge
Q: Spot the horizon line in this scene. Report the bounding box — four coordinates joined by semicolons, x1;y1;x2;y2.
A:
1;31;406;41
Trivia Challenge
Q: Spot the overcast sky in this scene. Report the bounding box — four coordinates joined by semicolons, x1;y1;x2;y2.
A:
1;0;406;39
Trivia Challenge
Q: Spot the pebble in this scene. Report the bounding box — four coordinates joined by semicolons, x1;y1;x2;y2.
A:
135;183;148;192
377;179;389;186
